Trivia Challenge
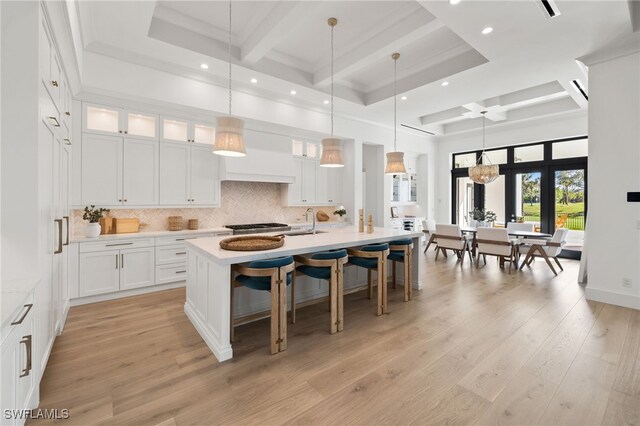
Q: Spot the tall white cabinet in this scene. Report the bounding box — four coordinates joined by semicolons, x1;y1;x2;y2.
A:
1;3;73;423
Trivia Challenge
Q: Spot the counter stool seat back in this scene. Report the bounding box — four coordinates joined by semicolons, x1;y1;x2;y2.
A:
348;243;390;316
295;249;349;334
231;256;295;355
387;238;414;302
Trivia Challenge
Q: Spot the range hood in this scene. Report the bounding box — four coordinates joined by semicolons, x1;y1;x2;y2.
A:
218;129;295;183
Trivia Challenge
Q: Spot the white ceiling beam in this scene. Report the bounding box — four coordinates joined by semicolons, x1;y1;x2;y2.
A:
419;107;469;126
313;14;444;87
241;2;321;65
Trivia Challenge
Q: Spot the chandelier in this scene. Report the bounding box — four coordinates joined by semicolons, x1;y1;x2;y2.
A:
468;111;499;184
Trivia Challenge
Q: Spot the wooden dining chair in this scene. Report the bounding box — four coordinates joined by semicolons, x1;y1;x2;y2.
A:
475;228;519;274
434;224;473;267
519;228;569;275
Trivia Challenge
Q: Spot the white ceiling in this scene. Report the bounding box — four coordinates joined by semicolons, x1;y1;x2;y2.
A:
73;0;637;136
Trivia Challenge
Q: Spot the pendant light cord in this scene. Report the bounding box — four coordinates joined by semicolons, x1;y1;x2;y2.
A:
330;21;334;138
228;0;232;117
394;56;397;152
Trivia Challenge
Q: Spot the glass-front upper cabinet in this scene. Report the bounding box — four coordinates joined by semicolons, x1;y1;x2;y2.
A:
161;117;216;145
391;157;418;204
84;103;123;135
192;122;216;145
125;112;158;140
161;117;189;143
292;140;320;158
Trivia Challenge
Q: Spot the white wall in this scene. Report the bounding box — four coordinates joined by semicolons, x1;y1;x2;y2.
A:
435;112;588;223
585;51;640;309
363;144;385;227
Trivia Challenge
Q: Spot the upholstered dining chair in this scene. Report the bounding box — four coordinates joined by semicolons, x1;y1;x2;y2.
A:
475;228;519;274
519;228;569;275
422;219;437;253
434;224;473;267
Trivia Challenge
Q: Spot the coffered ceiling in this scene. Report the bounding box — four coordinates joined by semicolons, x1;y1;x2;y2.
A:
72;0;636;136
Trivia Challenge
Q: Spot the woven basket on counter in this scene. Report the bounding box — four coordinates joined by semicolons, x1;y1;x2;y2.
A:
188;219;199;230
219;235;284;251
168;216;183;231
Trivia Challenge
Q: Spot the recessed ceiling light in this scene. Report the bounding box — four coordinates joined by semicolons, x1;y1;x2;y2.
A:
449;0;461;4
250;78;258;84
323;100;329;105
481;26;494;35
200;63;209;70
401;96;407;100
441;81;449;87
290;90;297;95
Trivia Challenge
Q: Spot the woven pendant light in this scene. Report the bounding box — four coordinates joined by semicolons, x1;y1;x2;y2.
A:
213;0;246;157
468;111;499;184
385;52;407;175
320;17;344;168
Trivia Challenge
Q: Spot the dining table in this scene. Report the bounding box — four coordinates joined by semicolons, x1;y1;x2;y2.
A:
459;227;552;257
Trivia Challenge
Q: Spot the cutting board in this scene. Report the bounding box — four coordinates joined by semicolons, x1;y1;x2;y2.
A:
99;217;114;234
113;218;140;234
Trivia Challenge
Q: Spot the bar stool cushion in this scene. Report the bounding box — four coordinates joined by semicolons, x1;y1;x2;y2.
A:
297;249;347;280
349;243;389;269
389;238;413;246
388;251;406;262
235;256;294;291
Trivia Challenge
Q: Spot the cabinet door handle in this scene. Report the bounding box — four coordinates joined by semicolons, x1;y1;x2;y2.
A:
176;252;186;255
48;116;60;127
124;130;128;134
63;216;69;246
176;237;196;241
51;80;59;87
63;138;72;146
175;270;186;274
54;219;63;254
116;254;119;269
19;335;32;378
124;199;128;202
118;199;122;203
106;242;133;247
121;253;124;268
11;304;33;325
65;111;71;116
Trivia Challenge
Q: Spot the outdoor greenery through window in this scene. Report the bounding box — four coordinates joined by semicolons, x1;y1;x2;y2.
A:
451;136;587;240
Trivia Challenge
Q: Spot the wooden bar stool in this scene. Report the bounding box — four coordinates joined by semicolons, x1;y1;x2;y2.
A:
230;256;295;355
388;238;414;302
294;249;349;334
347;243;390;316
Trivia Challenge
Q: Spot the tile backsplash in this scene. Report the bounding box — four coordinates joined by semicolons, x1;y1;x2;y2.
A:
72;181;340;236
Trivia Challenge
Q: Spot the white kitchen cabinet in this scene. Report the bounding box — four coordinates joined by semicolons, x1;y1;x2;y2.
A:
1;299;36;425
292;140;320;159
282;157;317;206
159;142;219;206
81;134;123;205
161;117;215;145
120;247;155;291
190;144;219;205
123;138;159;205
78;250;121;297
83;103;123;136
125;112;158;140
390;157;418;204
159;142;190;205
317;167;342;205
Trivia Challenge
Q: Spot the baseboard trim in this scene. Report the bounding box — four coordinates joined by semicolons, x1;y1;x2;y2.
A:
184;301;233;362
585;287;640;310
70;282;185;306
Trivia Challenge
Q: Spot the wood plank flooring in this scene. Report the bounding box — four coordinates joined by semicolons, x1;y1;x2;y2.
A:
33;251;640;425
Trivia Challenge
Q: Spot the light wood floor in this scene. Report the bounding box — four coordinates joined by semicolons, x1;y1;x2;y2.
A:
34;251;640;425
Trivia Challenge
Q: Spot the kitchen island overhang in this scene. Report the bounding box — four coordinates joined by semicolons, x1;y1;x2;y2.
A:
184;227;423;362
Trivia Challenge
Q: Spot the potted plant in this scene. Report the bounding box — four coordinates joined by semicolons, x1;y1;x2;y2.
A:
333;206;347;222
469;208;497;228
83;205;110;238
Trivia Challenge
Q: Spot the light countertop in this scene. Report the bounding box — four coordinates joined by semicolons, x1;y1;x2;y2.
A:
186;226;422;265
70;222;349;243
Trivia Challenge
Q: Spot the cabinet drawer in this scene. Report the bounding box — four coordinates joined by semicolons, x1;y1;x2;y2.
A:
155;244;187;265
155;233;215;246
155;263;187;285
79;238;154;253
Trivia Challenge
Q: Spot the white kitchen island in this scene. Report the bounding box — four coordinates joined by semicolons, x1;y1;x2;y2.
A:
184;226;423;362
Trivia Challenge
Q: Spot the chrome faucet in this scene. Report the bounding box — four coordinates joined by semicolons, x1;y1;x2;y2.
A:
306;207;316;234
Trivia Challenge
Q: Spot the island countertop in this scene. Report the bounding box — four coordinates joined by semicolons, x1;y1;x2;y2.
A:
185;226;423;265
